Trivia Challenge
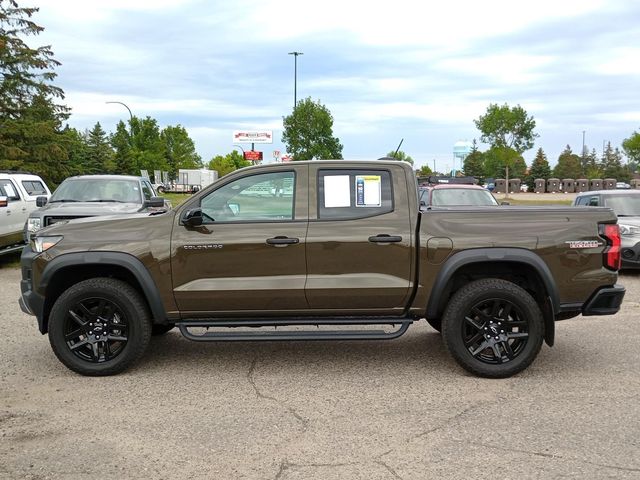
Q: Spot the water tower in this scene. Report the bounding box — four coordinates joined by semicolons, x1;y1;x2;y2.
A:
452;140;473;176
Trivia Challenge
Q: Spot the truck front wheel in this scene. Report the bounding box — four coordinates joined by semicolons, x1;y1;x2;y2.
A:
48;278;152;376
441;278;544;378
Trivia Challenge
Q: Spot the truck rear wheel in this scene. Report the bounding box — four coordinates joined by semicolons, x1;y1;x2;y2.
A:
48;278;152;376
441;278;544;378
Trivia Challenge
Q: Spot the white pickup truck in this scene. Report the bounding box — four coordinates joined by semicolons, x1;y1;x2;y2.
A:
0;172;51;255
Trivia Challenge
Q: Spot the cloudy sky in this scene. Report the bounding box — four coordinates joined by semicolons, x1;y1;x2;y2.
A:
30;0;640;171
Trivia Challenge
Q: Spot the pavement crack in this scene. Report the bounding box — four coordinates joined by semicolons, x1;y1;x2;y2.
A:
375;460;403;479
476;442;640;473
247;356;308;431
274;460;289;480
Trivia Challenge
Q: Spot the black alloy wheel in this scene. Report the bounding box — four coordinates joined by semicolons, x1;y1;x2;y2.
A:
442;278;544;378
62;297;129;363
48;278;152;376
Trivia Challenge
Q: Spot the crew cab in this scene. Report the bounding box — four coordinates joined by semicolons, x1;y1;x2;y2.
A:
19;161;625;378
0;172;51;255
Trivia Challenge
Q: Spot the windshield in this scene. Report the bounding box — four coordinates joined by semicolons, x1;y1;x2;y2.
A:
431;188;499;206
604;195;640;216
51;178;142;203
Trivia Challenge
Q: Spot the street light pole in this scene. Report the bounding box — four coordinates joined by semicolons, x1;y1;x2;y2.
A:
288;51;303;110
106;101;133;123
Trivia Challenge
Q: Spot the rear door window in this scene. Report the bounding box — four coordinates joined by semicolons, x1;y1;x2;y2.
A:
318;170;393;220
21;180;47;196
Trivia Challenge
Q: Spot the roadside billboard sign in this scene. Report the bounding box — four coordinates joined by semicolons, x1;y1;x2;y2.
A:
233;130;273;144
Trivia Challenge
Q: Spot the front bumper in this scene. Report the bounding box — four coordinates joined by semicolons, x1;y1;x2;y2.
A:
582;284;626;316
19;246;47;333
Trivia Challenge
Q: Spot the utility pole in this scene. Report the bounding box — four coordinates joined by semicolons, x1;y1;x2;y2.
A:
288;51;303;110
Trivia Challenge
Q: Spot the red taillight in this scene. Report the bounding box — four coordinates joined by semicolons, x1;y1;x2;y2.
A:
600;224;621;271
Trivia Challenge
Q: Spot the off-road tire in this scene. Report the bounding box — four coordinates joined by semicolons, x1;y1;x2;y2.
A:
441;278;544;378
48;278;152;376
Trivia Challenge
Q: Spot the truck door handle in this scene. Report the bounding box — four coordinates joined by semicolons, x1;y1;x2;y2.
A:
368;234;402;243
266;236;299;245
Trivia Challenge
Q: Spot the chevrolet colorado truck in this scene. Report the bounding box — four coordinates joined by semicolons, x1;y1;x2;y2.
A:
19;160;625;377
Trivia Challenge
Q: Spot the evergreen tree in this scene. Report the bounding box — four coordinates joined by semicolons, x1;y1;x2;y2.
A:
110;120;135;175
601;142;630;181
584;148;602;179
84;122;114;174
553;145;582;179
462;140;484;178
525;148;551;191
61;126;89;177
0;1;70;183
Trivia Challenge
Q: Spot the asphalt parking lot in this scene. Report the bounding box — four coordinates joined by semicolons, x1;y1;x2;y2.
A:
1;266;639;480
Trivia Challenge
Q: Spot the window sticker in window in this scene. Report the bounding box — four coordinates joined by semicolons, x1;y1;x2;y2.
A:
356;175;381;207
2;183;17;199
324;175;351;208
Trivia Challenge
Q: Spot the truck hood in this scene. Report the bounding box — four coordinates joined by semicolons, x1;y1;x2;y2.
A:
36;201;142;216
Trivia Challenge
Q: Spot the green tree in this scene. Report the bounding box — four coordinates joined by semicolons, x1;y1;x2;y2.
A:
483;146;526;179
553;145;582;179
622;130;640;172
462;140;484;178
129;116;166;174
525;147;551;191
0;1;70;184
282;97;343;160
208;151;250;177
84;122;114;174
60;126;88;177
386;150;414;166
584;149;602;179
474;103;538;154
110;120;134;175
601;142;630;181
416;164;433;177
161;125;202;177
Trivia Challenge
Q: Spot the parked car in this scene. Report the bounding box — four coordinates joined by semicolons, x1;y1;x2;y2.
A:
574;190;640;268
616;182;631;189
0;172;51;254
20;160;624;378
25;175;169;240
420;184;500;207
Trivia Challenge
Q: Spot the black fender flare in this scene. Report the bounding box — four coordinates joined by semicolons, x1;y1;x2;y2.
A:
426;248;558;345
40;251;167;325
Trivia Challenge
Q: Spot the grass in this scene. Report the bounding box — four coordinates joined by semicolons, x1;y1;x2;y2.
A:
0;250;22;269
161;192;193;207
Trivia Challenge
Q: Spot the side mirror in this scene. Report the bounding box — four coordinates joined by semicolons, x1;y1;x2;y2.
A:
419;200;426;207
501;201;510;205
144;196;166;208
36;196;48;207
0;196;7;208
182;208;203;227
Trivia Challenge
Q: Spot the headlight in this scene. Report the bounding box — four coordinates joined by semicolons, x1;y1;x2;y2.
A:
618;224;640;236
27;217;41;233
30;236;63;253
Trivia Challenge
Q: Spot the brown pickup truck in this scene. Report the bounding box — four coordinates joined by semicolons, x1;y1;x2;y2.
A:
19;160;625;377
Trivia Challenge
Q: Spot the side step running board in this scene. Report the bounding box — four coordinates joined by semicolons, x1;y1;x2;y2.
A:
177;317;413;342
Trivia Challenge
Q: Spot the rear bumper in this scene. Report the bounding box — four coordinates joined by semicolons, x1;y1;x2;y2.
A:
582;284;626;316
